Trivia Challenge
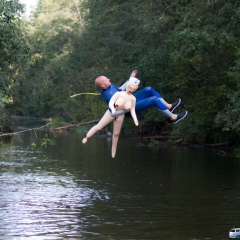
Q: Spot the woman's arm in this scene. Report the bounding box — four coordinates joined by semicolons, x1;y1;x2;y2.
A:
130;97;138;126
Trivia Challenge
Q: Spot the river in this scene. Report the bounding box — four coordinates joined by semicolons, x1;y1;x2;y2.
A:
0;119;239;239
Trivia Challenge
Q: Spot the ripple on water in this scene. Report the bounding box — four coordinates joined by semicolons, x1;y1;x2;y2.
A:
0;146;110;239
0;141;239;239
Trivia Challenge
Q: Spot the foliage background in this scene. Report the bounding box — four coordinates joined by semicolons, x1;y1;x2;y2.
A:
1;0;240;146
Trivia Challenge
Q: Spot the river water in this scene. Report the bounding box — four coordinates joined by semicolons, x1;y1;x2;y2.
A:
0;120;239;239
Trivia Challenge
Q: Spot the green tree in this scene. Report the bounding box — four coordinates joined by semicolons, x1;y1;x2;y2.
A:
12;0;90;118
10;0;240;148
161;0;240;143
0;0;29;66
0;0;29;132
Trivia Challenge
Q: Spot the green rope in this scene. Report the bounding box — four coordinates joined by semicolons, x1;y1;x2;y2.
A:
70;92;101;98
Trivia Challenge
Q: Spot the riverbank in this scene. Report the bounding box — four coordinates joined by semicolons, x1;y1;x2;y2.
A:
1;116;239;158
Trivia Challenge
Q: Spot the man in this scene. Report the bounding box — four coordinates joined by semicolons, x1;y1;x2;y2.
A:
95;70;188;124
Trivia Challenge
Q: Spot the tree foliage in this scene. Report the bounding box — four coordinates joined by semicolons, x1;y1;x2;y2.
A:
5;0;240;146
0;0;30;130
0;0;29;66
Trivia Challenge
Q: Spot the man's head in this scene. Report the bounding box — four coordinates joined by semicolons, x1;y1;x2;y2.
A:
95;76;111;89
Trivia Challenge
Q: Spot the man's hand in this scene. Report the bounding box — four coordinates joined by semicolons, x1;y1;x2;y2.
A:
130;70;138;78
111;108;116;114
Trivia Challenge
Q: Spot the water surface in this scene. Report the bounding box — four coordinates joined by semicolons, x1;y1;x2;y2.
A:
0;121;239;239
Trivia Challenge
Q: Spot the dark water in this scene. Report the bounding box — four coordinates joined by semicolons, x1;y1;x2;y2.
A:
0;121;240;239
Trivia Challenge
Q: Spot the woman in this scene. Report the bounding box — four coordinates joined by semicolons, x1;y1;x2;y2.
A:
82;77;140;158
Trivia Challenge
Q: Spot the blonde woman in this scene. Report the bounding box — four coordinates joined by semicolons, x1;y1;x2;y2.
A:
82;77;140;158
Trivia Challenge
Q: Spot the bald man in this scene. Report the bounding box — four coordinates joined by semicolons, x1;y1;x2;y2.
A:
95;71;188;124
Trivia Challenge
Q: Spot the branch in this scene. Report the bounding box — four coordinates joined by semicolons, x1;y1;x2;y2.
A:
0;120;99;138
0;123;53;137
53;120;98;130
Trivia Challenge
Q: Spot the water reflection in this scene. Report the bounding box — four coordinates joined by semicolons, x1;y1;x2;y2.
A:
0;122;240;239
0;146;111;239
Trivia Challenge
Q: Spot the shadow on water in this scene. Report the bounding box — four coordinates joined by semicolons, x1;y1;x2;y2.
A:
0;120;239;239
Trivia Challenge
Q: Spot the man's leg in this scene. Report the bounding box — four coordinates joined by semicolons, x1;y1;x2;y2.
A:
133;86;162;100
135;96;172;116
133;86;181;112
134;96;188;123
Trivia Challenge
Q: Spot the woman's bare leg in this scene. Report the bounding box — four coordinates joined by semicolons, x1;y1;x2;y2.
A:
111;114;125;158
82;110;114;143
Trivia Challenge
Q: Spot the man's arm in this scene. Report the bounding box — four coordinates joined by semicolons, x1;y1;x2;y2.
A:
119;81;128;91
110;109;128;117
119;70;138;90
108;92;120;114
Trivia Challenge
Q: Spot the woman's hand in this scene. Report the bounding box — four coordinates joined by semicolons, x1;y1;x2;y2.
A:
134;119;139;126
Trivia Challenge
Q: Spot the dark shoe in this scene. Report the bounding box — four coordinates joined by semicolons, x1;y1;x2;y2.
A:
170;99;181;112
172;111;188;124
